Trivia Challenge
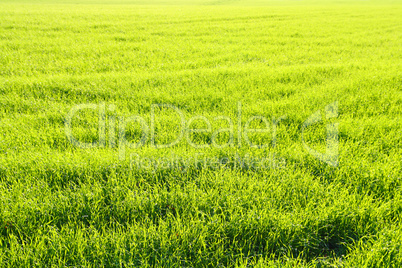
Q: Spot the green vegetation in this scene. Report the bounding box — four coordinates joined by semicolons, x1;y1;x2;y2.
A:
0;0;401;267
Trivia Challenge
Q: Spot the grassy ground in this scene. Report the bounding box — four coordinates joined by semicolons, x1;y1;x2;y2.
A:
0;1;401;267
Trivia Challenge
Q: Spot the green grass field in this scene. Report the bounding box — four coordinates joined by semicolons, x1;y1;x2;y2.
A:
0;0;401;267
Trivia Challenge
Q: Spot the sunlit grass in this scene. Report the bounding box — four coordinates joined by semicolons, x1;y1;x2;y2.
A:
0;1;401;266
